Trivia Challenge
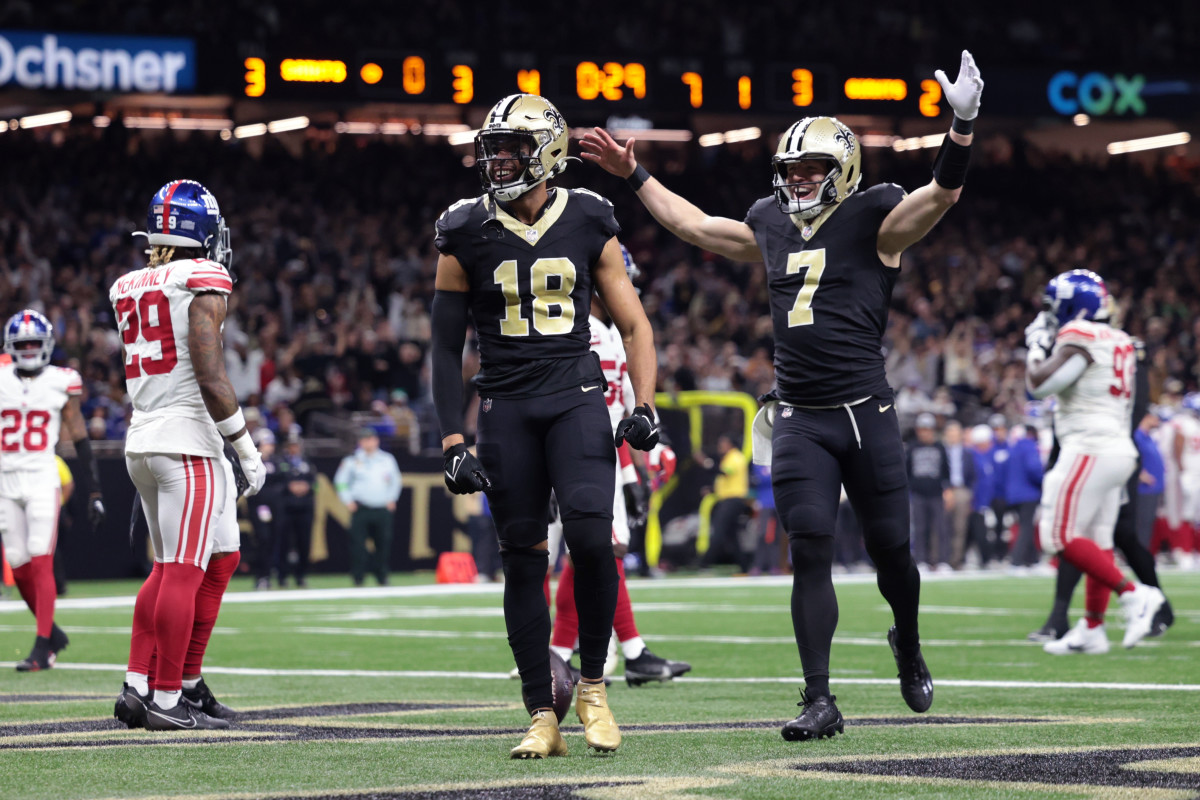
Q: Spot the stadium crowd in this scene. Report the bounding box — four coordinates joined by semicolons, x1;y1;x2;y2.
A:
1;124;1197;457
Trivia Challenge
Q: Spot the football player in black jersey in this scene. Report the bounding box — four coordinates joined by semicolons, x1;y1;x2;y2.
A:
582;52;984;740
431;93;659;759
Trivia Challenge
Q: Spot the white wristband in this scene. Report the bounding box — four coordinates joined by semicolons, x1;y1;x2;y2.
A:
229;429;257;460
215;409;247;438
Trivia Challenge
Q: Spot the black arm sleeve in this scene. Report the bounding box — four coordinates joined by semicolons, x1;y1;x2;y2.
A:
74;436;101;499
431;289;471;440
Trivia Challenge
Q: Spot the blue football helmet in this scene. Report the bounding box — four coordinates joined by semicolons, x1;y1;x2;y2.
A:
619;243;642;283
1043;269;1111;327
4;310;54;370
139;179;231;268
1183;392;1200;415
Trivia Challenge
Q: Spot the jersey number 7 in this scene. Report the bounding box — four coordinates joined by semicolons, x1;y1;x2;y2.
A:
786;249;827;327
115;290;179;379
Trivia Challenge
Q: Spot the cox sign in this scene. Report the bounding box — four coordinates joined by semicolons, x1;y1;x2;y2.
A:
1047;71;1146;116
0;31;195;93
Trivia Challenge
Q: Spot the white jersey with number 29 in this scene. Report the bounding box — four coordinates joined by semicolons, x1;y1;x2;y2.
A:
1051;319;1137;457
109;258;233;458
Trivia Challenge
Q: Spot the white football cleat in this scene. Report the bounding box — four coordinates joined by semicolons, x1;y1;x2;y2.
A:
1044;620;1109;655
1119;584;1166;648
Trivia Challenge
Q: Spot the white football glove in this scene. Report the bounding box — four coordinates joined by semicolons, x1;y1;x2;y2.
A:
1024;311;1057;361
934;50;984;121
238;451;267;497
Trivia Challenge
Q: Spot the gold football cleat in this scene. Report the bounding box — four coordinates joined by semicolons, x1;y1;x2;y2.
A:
510;710;568;759
575;680;621;752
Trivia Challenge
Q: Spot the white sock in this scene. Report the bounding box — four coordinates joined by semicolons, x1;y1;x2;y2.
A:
154;690;181;710
621;636;646;660
181;678;201;691
550;645;574;663
125;672;149;696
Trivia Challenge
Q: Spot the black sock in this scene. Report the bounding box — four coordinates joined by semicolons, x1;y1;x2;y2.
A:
868;539;921;653
804;675;831;700
1114;520;1159;588
1049;561;1081;629
564;517;618;680
500;548;552;713
789;537;838;690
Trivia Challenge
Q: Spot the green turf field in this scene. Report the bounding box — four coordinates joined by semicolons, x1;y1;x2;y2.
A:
2;568;1198;800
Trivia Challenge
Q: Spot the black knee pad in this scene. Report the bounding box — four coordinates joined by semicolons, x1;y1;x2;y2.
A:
866;538;913;574
500;546;549;583
783;504;836;540
561;517;614;563
496;519;550;552
789;535;835;572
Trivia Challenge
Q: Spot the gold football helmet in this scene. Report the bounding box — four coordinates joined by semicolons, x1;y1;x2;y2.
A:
476;94;571;201
772;116;862;219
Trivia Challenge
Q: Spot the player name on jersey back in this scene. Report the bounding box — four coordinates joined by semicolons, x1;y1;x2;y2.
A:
109;259;232;458
0;364;79;472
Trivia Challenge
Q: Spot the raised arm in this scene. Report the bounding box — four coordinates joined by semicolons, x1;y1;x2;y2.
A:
877;50;983;263
580;128;762;263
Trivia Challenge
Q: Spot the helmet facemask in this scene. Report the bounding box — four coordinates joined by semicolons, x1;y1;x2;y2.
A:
772;156;842;219
476;130;545;201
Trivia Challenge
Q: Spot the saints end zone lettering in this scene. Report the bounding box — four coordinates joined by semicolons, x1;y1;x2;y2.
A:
310;470;446;563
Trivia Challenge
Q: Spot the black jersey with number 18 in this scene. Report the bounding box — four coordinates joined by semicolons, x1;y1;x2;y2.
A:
434;187;619;398
744;183;906;406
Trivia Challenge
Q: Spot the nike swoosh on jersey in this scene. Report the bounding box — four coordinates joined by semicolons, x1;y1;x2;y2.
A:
879;404;893;413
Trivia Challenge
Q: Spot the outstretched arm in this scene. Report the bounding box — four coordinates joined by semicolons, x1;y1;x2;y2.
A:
580;128;762;263
877;50;983;263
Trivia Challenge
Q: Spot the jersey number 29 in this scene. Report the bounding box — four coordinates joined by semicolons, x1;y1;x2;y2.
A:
115;290;179;379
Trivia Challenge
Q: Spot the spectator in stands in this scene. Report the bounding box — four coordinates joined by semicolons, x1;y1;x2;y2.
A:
335;429;402;586
700;435;751;572
941;421;975;569
906;413;951;570
1135;411;1165;550
965;424;999;568
1005;424;1045;570
275;431;317;588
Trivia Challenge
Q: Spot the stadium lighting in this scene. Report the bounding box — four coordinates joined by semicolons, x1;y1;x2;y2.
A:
1073;114;1090;126
334;121;379;134
724;127;761;143
19;110;72;129
379;122;409;135
169;118;233;131
233;123;267;138
122;116;168;130
92;115;111;128
698;132;725;147
446;129;478;146
266;116;310;134
1106;131;1190;155
892;133;944;152
860;134;899;148
613;128;692;142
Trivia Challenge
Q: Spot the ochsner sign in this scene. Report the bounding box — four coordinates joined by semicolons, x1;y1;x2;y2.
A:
0;31;195;93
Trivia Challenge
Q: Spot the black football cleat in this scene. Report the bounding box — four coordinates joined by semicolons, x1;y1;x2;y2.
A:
1148;599;1175;638
781;690;844;741
1027;620;1068;643
15;636;54;672
625;650;691;687
888;626;933;713
114;683;151;729
182;677;239;721
144;700;230;731
49;624;69;657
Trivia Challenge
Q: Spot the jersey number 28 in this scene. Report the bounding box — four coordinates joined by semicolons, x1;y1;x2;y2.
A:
0;410;51;452
115;290;179;379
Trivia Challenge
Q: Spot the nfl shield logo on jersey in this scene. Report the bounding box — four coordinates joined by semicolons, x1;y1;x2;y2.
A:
524;228;539;244
482;398;493;413
781;406;794;419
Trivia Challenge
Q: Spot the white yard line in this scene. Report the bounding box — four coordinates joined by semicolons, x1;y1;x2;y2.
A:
4;661;1198;692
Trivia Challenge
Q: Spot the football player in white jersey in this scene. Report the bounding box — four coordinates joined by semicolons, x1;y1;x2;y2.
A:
1024;270;1164;653
108;179;265;731
546;245;690;686
1151;381;1193;564
0;310;105;671
1172;393;1200;568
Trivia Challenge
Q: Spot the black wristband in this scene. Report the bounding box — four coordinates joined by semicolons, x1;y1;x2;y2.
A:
951;115;974;135
931;135;972;190
626;164;650;192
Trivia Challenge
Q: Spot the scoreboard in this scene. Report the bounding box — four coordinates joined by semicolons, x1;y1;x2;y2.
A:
239;51;950;117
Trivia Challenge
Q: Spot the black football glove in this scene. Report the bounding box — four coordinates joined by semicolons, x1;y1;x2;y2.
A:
623;481;649;529
88;493;106;531
614;403;660;451
443;443;492;495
